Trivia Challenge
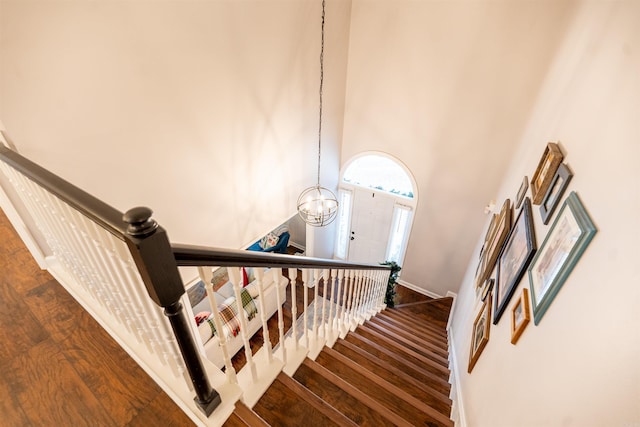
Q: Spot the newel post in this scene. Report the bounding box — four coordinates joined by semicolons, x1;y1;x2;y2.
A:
123;206;221;416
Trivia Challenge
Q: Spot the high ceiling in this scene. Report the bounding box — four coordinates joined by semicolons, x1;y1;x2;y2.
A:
0;0;577;295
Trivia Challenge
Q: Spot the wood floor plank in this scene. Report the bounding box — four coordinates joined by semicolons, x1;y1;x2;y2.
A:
0;371;31;427
0;279;50;365
22;276;170;425
6;339;117;427
59;310;165;425
0;207;193;426
126;390;194;427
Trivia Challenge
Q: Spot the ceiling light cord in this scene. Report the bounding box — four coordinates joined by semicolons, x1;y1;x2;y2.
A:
317;0;325;187
296;0;338;228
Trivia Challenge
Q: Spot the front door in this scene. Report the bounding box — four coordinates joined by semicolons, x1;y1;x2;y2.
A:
347;187;395;263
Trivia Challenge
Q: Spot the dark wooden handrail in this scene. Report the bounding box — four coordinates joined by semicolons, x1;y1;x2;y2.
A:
1;144;388;418
0;145;127;238
172;243;391;271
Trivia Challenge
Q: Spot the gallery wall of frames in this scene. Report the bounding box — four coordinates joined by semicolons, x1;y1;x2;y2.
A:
468;142;597;373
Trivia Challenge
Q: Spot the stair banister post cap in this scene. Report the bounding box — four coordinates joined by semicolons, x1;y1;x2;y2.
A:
123;206;158;237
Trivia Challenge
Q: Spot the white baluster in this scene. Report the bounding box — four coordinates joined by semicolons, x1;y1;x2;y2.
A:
302;269;310;349
361;270;372;319
312;269;320;341
228;267;257;381
273;268;286;365
326;269;334;342
352;270;363;324
334;269;345;336
288;268;298;350
362;270;373;318
254;268;273;363
320;269;330;338
204;279;237;384
343;270;355;330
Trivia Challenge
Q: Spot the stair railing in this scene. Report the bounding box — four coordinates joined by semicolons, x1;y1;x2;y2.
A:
171;243;391;407
0;145;391;425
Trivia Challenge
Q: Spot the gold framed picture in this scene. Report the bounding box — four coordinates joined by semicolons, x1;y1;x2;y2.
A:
531;142;564;205
510;288;531;344
476;199;512;288
468;295;491;373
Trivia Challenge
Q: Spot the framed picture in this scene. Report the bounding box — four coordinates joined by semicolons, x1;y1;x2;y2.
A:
528;192;597;324
531;143;564;205
515;176;528;209
476;199;512;288
481;278;494;302
510;288;531;344
468;295;491;373
540;163;573;225
493;198;537;324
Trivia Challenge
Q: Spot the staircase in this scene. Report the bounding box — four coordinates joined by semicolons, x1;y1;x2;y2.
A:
225;299;454;427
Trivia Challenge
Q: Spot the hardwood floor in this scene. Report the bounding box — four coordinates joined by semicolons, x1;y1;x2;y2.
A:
0;208;194;426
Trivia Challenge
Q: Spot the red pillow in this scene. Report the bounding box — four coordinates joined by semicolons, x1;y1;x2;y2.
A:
241;267;249;288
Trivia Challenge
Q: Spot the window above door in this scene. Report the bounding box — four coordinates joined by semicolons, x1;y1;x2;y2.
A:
342;153;415;200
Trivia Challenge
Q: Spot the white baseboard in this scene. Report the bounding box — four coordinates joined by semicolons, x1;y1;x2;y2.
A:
447;327;467;427
445;291;458;331
397;279;442;299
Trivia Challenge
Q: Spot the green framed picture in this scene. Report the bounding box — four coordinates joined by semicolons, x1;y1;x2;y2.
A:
528;192;597;324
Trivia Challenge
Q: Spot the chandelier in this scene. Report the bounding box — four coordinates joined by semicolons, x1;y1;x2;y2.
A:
297;0;338;227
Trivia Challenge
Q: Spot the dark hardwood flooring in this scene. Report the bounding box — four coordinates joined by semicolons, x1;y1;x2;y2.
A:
0;208;194;426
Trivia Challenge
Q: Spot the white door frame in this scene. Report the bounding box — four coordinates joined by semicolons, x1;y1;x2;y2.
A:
335;151;418;266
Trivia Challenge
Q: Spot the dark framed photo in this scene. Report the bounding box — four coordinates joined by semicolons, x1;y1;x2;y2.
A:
531;142;564;205
476;199;512;288
515;176;528;209
493;198;536;324
528;192;597;325
468;295;491;373
540;163;573;224
510;288;531;345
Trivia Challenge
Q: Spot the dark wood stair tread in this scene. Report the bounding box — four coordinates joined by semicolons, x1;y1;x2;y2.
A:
396;297;454;326
376;310;449;346
315;347;454;427
230;401;269;426
382;308;449;339
253;372;352;426
356;323;450;378
364;318;450;364
223;412;249;427
332;338;452;415
344;330;451;394
294;359;408;427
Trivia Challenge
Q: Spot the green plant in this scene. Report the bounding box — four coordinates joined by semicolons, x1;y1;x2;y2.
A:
381;261;401;308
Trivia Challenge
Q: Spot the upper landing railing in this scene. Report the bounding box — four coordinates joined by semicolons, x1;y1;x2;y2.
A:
0;145;391;426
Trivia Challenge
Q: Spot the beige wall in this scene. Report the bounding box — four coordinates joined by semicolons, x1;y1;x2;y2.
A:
0;0;350;251
341;0;575;296
450;1;640;425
